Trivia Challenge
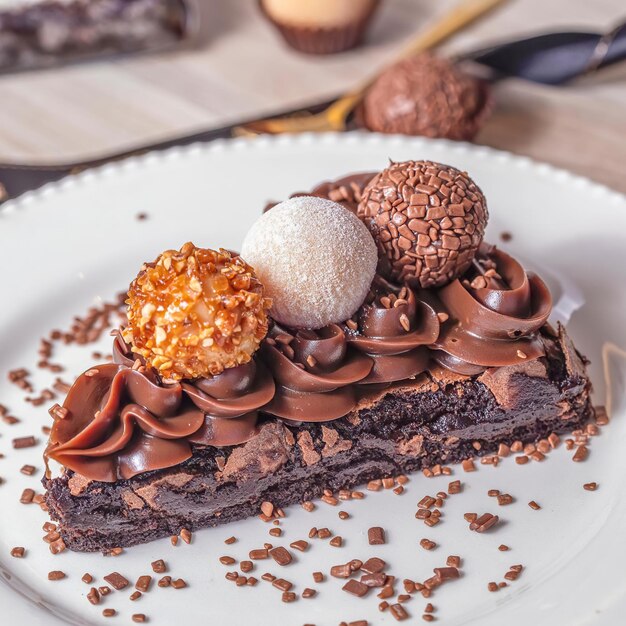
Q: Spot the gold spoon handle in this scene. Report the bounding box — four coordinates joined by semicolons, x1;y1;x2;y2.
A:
326;0;507;127
400;0;508;59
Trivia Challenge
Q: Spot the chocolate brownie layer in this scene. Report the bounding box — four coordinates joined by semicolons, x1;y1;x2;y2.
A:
44;326;592;552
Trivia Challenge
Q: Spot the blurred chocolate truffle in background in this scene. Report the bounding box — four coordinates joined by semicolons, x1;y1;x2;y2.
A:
359;53;492;140
358;160;488;288
259;0;381;55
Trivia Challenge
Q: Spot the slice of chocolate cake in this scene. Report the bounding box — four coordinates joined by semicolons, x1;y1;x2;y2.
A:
43;160;594;552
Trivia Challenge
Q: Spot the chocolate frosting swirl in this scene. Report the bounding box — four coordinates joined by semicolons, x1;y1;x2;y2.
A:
431;244;552;374
46;242;555;483
45;336;275;482
348;279;439;384
260;324;373;422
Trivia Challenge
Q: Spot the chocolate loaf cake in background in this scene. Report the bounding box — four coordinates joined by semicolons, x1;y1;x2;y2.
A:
0;0;190;73
42;160;595;552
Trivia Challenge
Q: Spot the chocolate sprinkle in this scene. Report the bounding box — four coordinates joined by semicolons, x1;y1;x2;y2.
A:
87;588;100;605
331;563;353;579
272;578;292;592
361;558;386;574
12;436;37;449
269;546;293;566
368;527;386;545
289;540;309;552
358;160;488;288
343;579;370;597
390;603;409;621
469;513;499;532
103;572;129;590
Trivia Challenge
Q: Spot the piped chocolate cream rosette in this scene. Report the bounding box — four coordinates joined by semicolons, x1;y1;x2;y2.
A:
45;244;275;482
112;331;274;447
346;278;440;384
45;353;203;483
430;243;552;375
45;343;273;482
260;324;373;422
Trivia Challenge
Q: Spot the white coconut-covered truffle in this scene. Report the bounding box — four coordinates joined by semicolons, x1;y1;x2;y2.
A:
241;196;378;329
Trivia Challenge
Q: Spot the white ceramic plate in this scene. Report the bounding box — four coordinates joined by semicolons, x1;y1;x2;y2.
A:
1;133;625;626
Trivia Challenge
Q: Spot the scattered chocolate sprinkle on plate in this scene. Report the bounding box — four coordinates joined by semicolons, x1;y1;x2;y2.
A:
367;527;386;545
136;575;152;592
269;546;293;566
249;548;269;560
420;538;437;551
289;539;309;552
343;579;370;597
469;513;499;532
12;436;37;449
86;587;100;605
103;572;129;590
311;571;325;584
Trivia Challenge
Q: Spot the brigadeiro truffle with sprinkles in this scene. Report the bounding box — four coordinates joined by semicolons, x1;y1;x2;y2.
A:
241;196;378;329
359;53;492;141
357;160;488;288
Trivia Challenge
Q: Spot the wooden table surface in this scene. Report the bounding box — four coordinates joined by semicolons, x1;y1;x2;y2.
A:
0;0;625;193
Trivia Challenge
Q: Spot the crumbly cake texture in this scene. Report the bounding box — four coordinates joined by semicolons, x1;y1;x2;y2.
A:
44;325;593;552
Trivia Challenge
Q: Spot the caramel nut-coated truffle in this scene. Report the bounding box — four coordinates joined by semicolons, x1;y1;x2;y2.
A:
124;243;271;381
360;53;491;140
358;160;488;288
